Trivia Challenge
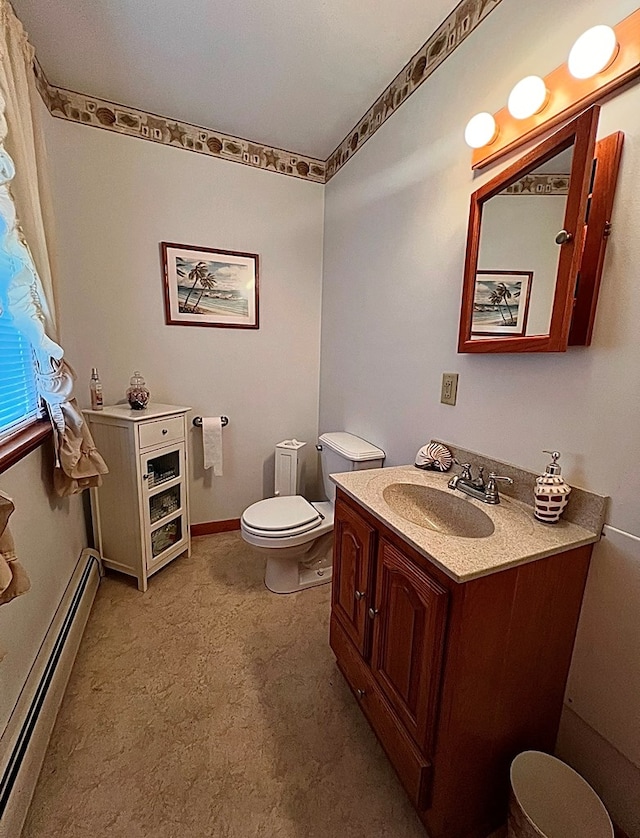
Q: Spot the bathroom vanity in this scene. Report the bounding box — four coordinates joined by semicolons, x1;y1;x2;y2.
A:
329;463;605;838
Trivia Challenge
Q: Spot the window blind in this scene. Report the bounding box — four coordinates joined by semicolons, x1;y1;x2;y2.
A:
0;312;42;442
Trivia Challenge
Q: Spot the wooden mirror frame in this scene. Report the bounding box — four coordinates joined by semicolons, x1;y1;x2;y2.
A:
458;107;599;354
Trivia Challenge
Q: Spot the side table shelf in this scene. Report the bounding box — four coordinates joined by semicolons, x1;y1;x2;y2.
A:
84;403;191;591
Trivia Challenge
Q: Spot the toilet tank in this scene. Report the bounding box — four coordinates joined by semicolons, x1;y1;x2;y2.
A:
318;432;385;502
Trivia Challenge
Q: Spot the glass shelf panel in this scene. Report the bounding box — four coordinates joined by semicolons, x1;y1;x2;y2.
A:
149;484;181;526
146;449;180;489
151;517;183;559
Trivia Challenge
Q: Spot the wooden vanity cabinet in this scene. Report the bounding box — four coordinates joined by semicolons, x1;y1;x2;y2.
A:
331;500;376;657
370;538;448;755
329;489;592;838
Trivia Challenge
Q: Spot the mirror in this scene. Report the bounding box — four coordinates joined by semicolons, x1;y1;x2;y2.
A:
458;106;622;353
473;144;574;339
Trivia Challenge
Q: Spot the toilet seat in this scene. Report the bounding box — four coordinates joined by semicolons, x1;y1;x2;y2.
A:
241;500;334;548
241;495;323;538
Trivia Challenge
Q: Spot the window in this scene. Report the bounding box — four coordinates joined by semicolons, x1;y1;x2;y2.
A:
0;310;42;443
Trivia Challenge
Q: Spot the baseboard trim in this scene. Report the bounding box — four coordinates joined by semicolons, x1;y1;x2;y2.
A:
192;519;240;537
0;549;101;838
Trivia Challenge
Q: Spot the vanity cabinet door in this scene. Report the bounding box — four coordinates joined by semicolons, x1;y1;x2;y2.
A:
331;500;376;658
370;538;448;752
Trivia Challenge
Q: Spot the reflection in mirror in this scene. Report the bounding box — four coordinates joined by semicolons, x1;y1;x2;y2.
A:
471;144;574;340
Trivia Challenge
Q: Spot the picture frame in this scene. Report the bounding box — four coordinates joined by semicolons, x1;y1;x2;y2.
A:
161;242;259;329
471;270;533;337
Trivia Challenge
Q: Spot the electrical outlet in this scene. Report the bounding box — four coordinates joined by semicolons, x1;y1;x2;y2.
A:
441;373;459;406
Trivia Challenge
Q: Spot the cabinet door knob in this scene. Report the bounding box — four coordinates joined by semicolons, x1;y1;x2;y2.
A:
143;473;149;480
356;688;366;699
368;607;379;619
355;590;366;601
162;428;168;435
555;229;573;245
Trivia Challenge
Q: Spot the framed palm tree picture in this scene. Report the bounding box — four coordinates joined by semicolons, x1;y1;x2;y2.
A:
161;242;259;329
471;271;532;337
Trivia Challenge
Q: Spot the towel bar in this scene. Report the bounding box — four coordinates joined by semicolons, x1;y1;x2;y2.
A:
193;416;229;428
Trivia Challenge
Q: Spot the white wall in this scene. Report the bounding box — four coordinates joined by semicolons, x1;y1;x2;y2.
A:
320;0;640;832
42;119;325;523
0;443;86;736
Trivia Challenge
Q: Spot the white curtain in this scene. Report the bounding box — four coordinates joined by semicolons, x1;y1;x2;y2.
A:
0;0;57;336
0;1;107;496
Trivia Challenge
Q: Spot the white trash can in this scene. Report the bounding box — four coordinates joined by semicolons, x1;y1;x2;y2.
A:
508;751;613;838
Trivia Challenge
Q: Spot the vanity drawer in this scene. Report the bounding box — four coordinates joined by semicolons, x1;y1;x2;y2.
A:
330;614;433;811
138;416;184;450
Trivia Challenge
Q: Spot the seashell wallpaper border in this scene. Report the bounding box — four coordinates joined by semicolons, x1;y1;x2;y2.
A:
503;174;570;196
33;0;503;185
325;0;503;181
33;60;326;184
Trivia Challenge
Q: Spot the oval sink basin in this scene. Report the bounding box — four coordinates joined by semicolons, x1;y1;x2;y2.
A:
382;483;495;539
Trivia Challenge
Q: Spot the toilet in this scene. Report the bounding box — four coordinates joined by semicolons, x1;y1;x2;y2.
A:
241;432;385;593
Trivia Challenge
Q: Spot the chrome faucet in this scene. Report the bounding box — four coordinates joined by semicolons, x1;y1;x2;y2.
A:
448;461;513;504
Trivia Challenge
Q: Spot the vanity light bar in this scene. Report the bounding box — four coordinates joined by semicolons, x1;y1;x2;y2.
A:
465;8;640;169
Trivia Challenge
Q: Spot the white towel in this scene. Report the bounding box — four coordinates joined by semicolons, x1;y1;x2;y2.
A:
202;417;223;476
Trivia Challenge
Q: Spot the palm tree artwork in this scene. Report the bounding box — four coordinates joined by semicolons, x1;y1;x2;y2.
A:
471;271;531;335
488;288;508;323
180;261;209;311
192;274;217;311
165;244;259;328
493;282;516;326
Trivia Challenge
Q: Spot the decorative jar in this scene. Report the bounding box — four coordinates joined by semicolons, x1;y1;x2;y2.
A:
126;371;150;410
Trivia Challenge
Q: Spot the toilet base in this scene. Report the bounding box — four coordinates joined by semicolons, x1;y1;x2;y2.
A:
259;531;334;594
266;558;332;594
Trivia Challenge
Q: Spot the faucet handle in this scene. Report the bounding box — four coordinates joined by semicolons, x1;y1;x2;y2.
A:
484;473;514;504
448;460;471;489
458;462;473;480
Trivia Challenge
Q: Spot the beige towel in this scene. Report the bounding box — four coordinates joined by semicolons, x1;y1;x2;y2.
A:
0;492;31;663
0;492;30;606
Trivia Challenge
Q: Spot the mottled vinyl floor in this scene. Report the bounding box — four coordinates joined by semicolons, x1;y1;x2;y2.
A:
23;532;427;838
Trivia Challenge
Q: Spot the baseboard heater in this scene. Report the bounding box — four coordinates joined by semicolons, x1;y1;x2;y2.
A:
0;548;101;838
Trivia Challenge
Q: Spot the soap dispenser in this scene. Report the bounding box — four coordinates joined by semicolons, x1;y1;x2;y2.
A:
534;450;571;524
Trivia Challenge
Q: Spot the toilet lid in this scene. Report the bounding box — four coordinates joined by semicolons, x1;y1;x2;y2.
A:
242;495;321;532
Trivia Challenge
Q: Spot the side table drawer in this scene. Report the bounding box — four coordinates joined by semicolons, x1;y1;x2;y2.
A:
330;614;433;811
138;416;184;449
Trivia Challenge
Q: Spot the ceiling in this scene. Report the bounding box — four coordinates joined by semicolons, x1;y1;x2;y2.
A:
12;0;459;160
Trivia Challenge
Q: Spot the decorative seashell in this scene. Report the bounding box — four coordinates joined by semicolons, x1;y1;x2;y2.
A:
117;113;139;129
96;107;116;125
412;56;427;85
296;161;310;177
415;442;454;472
207;136;223;154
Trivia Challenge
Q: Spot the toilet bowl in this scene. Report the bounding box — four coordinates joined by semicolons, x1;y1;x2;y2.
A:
241;432;384;593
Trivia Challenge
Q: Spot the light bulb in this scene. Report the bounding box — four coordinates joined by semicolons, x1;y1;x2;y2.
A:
507;76;549;120
464;112;498;149
568;25;618;79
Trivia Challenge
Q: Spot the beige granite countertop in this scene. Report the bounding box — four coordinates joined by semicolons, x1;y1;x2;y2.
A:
331;465;601;583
